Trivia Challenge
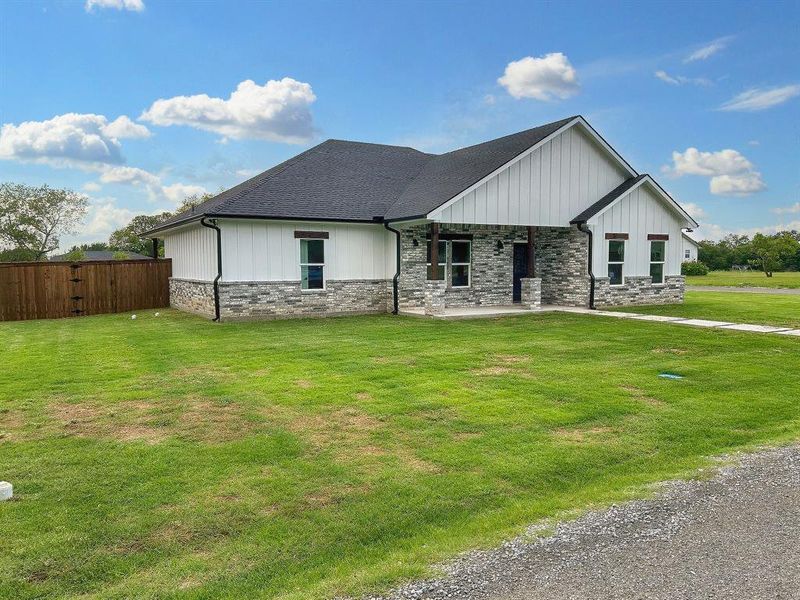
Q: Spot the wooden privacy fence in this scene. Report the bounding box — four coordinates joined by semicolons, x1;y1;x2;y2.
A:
0;259;172;322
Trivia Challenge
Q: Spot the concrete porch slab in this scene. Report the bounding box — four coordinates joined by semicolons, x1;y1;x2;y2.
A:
399;305;537;319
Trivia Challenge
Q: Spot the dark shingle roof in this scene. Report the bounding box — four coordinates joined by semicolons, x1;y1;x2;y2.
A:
148;116;579;233
570;174;647;224
384;117;576;220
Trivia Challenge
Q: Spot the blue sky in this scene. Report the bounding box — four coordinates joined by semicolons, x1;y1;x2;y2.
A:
1;0;799;250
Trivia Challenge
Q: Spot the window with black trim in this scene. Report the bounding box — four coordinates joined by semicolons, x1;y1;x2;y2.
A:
608;240;625;285
300;239;325;290
650;240;666;285
451;240;471;287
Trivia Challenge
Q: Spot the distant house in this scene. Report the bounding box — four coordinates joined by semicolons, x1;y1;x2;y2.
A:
145;116;698;321
51;250;152;261
681;233;699;262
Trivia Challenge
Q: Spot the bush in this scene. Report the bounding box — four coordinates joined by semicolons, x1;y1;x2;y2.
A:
112;251;130;260
682;261;709;276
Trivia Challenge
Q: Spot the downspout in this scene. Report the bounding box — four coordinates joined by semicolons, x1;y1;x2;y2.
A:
576;222;596;309
200;217;222;321
383;221;401;315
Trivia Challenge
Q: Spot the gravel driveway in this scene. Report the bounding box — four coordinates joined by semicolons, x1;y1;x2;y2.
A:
372;445;800;600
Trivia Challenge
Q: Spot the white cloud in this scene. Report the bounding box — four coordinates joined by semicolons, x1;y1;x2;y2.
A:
748;140;760;146
654;70;711;87
684;36;731;63
663;147;766;196
162;183;208;204
85;0;144;12
719;84;800;112
498;53;580;101
681;202;707;220
140;78;316;143
102;115;151;139
96;165;207;204
0;112;150;169
83;200;137;236
82;182;102;192
772;203;800;215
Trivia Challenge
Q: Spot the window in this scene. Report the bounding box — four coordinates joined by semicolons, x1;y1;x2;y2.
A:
426;240;446;280
300;239;325;290
684;249;691;260
608;240;625;285
650;240;666;285
451;241;471;287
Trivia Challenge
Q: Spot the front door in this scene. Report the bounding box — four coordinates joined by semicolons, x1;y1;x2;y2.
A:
512;243;529;303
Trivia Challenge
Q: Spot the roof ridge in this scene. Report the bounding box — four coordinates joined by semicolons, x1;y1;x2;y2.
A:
324;138;435;155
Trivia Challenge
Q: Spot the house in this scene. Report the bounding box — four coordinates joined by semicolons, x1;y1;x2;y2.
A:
681;233;699;262
51;250;152;261
145;116;698;321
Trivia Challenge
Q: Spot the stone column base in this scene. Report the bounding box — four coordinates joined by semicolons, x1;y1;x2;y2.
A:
520;277;542;310
424;280;447;316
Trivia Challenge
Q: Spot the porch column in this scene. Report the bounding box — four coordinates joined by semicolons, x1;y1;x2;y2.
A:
430;222;441;279
526;226;535;277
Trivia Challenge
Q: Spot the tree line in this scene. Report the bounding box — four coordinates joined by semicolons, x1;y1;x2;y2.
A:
0;182;211;262
698;232;800;277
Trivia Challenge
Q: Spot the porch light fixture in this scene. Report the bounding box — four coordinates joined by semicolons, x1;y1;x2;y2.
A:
412;238;419;247
496;240;504;250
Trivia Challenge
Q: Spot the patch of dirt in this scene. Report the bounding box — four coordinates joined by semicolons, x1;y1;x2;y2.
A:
355;392;373;401
553;425;615;444
49;398;254;444
0;409;24;442
621;385;666;408
495;354;530;364
471;366;513;376
294;379;313;389
651;347;689;355
471;354;535;377
453;431;484;441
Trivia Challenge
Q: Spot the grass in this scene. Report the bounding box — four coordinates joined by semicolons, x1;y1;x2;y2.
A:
1;309;799;599
614;291;800;329
686;270;800;288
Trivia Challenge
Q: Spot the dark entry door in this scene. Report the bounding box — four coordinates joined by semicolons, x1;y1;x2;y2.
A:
512;243;529;303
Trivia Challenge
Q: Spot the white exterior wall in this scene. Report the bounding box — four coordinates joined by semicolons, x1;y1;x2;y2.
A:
682;237;698;262
589;184;686;278
163;224;217;281
219;219;395;282
431;126;629;226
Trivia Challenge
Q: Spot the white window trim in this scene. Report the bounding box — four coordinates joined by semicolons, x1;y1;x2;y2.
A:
650;240;666;286
299;238;326;292
684;249;691;260
608;239;625;287
450;240;471;288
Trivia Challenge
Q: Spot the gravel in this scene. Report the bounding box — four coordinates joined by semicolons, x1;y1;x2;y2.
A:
368;445;800;600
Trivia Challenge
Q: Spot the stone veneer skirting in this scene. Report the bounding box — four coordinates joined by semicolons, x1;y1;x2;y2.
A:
218;279;391;320
594;275;685;307
535;226;591;307
170;278;215;317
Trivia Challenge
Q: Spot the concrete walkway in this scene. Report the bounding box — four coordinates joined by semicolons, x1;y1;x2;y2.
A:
553;305;800;337
688;285;800;295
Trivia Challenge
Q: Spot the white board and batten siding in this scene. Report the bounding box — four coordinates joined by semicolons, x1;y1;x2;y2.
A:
218;220;394;282
430;126;630;227
588;183;685;278
163;224;218;281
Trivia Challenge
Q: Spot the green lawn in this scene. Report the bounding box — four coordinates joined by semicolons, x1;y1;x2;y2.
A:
614;291;800;329
686;270;800;288
1;310;799;599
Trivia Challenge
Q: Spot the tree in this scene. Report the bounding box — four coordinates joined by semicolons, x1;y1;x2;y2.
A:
0;183;88;260
0;247;39;262
750;232;800;277
63;248;87;261
109;212;173;257
112;251;130;260
174;192;214;215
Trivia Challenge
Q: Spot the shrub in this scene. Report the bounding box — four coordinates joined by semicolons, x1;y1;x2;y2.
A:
682;261;709;276
112;251;130;260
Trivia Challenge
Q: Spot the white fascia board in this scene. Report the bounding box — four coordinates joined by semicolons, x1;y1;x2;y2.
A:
587;175;699;228
426;116;638;220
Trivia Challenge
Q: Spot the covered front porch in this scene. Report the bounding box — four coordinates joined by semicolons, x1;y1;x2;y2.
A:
394;221;591;316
